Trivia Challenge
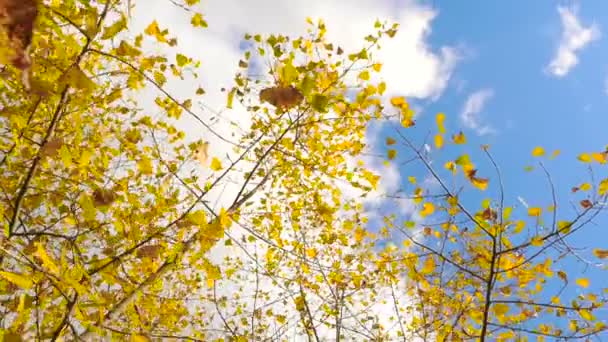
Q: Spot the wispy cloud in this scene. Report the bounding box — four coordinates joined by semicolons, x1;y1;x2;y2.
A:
460;89;495;136
546;6;600;77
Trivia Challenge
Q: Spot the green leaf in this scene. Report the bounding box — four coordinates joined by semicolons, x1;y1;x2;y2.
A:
227;88;236;109
311;94;329;113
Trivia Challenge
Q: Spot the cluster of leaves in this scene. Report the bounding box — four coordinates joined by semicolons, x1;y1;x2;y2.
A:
0;0;606;341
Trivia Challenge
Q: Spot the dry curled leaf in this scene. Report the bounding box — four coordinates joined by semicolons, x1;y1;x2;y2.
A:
0;0;38;70
580;199;593;209
136;245;161;259
40;137;63;158
92;188;116;206
259;85;303;109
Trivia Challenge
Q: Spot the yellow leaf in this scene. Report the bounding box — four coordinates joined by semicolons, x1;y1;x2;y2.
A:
530;236;544;247
401;118;415;128
514;220;525;234
579;183;591;191
408;176;416;184
557;270;568;282
390;96;406;107
436;112;446;134
579;309;593;321
420;202;434;217
452;131;466;144
492;303;509;316
593;249;608;259
576;278;589;288
444;161;456;174
532;146;545;157
592;152;607;164
372;63;382;72
210;157;222;171
131;334;150;342
101;15;127;40
528;207;542;217
176;53;189;67
420;256;435;275
34;243;60;274
598;179;608;195
578;153;592;163
550;149;560;159
191;13;208;27
387;149;397;160
470;176;488;191
558;221;572;234
358;70;370;81
137;157;153;175
227;88;236;109
219;208;231;229
434;134;444;149
0;271;33;289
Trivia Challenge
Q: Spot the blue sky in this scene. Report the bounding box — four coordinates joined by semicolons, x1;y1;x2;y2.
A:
371;0;608;327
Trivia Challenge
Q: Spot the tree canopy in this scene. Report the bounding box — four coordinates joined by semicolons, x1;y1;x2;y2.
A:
0;0;606;341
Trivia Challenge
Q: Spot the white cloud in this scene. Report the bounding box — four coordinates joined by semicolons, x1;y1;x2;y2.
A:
125;0;458;338
460;88;495;135
546;6;600;77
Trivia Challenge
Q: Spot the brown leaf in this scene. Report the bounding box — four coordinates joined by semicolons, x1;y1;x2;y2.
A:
259;85;303;109
0;0;38;70
423;227;432;236
40;137;63;158
92;188;116;207
481;208;497;221
593;249;608;259
580;199;593;209
136;245;161;259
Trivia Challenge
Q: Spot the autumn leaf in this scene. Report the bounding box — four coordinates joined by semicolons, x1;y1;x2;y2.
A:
0;0;37;70
580;199;593;209
465;169;488;191
575;278;589;288
210;157;222;171
420;202;434;217
532;146;545;157
591;152;607;164
0;271;33;289
578;153;592;163
136;245;161;259
592;249;608;259
528;207;542;217
434;134;443;149
93;188;116;207
40;137;63;158
385;137;396;145
259;85;304;110
390;96;406;107
436;112;445;134
420;256;435;274
452;131;466;144
387;149;396;160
